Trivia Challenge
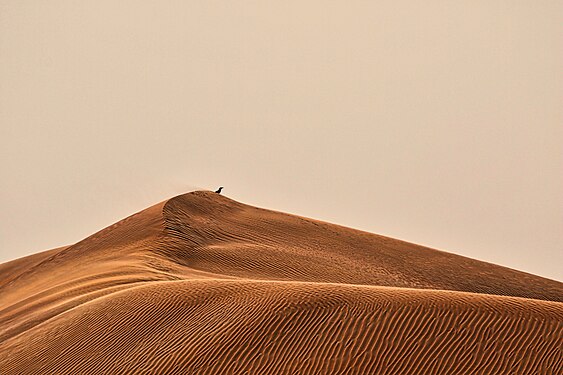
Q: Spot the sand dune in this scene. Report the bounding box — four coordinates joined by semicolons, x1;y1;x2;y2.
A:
1;191;562;374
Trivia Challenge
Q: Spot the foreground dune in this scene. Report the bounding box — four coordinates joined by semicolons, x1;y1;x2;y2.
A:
1;191;561;374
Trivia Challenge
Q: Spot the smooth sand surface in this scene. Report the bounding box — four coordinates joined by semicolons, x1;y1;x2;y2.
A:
1;191;561;374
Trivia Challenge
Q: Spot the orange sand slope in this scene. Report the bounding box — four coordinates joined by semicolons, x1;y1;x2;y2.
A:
1;191;562;374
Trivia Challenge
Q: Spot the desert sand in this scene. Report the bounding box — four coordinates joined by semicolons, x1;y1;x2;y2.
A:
0;191;561;374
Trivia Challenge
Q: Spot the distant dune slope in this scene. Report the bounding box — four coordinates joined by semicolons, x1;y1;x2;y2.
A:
161;192;562;299
1;191;562;374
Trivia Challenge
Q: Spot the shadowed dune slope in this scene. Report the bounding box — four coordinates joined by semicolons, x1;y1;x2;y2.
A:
1;191;562;374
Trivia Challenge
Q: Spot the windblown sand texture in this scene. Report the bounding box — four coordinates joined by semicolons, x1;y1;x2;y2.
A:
1;191;562;374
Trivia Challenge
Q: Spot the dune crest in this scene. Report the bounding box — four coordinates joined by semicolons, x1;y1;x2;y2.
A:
1;191;562;374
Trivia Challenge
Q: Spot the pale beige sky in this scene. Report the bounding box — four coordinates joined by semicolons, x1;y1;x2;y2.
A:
1;1;561;281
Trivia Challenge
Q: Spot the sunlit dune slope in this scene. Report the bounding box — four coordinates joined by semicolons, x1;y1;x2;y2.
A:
1;191;562;374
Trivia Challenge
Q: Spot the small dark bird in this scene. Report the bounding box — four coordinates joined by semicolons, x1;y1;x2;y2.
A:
215;186;224;194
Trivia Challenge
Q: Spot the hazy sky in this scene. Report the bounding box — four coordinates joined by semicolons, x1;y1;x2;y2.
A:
1;1;561;281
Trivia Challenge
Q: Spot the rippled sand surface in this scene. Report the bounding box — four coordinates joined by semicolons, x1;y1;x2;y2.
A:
1;191;561;374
